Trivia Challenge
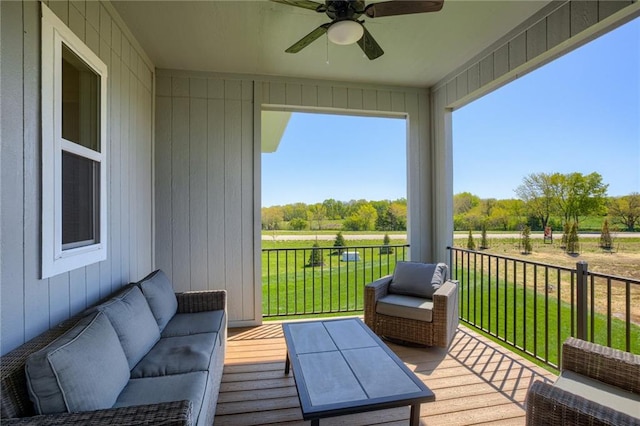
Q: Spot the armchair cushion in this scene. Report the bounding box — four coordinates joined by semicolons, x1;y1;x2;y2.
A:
554;370;640;418
388;262;448;299
376;294;434;322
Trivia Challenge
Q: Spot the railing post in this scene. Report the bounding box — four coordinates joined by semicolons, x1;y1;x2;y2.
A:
576;261;588;340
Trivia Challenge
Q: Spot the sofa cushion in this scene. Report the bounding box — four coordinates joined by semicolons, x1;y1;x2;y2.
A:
94;285;161;369
25;312;130;414
376;294;434;322
130;333;218;378
138;269;178;332
389;262;448;299
555;370;640;419
114;371;208;424
161;310;225;338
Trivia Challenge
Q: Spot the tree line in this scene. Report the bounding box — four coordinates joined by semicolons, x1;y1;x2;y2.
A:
261;198;407;232
455;172;639;232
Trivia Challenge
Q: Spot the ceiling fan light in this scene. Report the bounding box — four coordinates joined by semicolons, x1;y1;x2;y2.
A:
327;20;363;45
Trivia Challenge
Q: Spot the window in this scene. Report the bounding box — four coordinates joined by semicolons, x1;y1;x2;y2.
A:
41;5;108;278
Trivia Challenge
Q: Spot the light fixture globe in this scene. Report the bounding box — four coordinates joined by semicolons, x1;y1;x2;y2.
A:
327;20;364;45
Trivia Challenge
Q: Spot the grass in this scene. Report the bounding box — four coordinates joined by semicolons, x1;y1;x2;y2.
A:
262;239;408;317
457;267;640;369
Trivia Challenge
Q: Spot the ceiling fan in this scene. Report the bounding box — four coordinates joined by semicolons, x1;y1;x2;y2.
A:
272;0;444;60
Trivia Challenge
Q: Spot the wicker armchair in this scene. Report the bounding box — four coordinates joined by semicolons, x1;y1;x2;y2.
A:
526;337;640;426
364;266;458;348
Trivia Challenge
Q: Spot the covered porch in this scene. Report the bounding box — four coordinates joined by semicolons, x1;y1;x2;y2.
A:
216;321;555;425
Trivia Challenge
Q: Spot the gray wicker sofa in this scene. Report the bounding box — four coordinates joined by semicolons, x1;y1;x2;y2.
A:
1;269;227;426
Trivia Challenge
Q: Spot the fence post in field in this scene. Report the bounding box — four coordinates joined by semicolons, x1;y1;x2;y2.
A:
576;261;589;341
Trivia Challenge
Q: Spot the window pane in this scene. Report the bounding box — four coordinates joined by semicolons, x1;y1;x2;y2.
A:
62;151;99;248
62;44;100;151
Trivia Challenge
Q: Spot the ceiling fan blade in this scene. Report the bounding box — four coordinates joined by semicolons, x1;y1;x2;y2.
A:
357;26;384;60
364;0;444;18
271;0;325;12
285;23;331;53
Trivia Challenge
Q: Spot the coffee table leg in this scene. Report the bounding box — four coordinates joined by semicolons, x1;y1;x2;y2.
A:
311;420;319;426
410;404;420;426
285;352;290;375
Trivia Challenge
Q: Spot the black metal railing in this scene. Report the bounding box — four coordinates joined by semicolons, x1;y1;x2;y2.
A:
262;244;409;317
448;246;640;368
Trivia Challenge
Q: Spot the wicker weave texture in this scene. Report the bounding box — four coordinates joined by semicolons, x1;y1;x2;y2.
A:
525;380;639;426
526;338;640;426
176;290;227;314
364;275;458;348
562;337;640;394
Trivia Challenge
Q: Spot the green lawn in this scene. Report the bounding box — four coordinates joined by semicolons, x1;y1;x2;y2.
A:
261;240;408;317
457;268;640;368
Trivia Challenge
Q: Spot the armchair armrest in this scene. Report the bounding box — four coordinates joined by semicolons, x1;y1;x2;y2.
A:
176;290;227;314
431;280;459;348
525;380;638;426
2;400;192;426
562;337;640;394
364;275;392;329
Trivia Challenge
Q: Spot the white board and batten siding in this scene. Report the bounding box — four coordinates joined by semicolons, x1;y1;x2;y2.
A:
0;0;155;355
155;73;435;326
430;0;639;263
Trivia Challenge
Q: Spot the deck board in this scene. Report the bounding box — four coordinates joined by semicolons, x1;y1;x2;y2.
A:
215;322;556;425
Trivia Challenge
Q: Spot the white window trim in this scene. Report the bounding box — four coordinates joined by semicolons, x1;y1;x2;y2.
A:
41;4;108;278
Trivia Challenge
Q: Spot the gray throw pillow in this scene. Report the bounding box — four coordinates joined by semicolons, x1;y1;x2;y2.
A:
138;269;178;332
25;312;130;414
388;262;448;299
95;286;161;369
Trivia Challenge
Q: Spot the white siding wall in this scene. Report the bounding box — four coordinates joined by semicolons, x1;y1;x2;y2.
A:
430;0;638;262
155;72;433;325
0;0;155;355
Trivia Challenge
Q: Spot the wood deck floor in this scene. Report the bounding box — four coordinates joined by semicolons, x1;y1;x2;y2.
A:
215;320;556;426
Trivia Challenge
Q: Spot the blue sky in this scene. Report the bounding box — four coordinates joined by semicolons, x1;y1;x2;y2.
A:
262;18;639;207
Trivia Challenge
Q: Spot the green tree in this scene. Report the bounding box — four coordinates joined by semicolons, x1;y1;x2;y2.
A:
307;203;327;230
261;206;283;230
333;232;346;255
566;222;579;254
466;230;476;250
515;172;557;229
521;225;532;254
454;192;481;215
608;193;640;231
600;219;612;250
307;242;324;267
289;217;308;230
552;172;608;224
561;222;570;248
322;198;345;220
343;203;378;231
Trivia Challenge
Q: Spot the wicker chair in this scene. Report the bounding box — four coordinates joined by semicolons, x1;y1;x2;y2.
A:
364;263;458;348
526;337;640;426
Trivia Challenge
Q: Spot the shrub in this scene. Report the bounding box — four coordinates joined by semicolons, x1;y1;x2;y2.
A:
289;218;308;230
521;225;532;254
566;222;579;254
600;219;612;250
467;230;476;250
480;223;489;249
380;233;394;254
333;232;346;255
307;242;324;267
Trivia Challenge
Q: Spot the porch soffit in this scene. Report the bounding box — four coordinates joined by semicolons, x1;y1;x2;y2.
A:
111;0;552;88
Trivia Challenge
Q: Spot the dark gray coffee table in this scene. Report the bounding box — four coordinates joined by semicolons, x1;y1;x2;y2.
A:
282;318;435;426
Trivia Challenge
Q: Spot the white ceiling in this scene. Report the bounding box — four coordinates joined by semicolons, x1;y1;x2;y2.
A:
112;0;551;88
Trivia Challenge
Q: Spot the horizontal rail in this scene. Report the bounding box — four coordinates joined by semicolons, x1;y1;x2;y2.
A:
448;246;639;368
262;244;409;317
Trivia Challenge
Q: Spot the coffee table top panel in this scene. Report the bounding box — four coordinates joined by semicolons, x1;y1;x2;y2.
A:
298;351;368;406
287;321;337;354
342;346;423;398
323;319;378;350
